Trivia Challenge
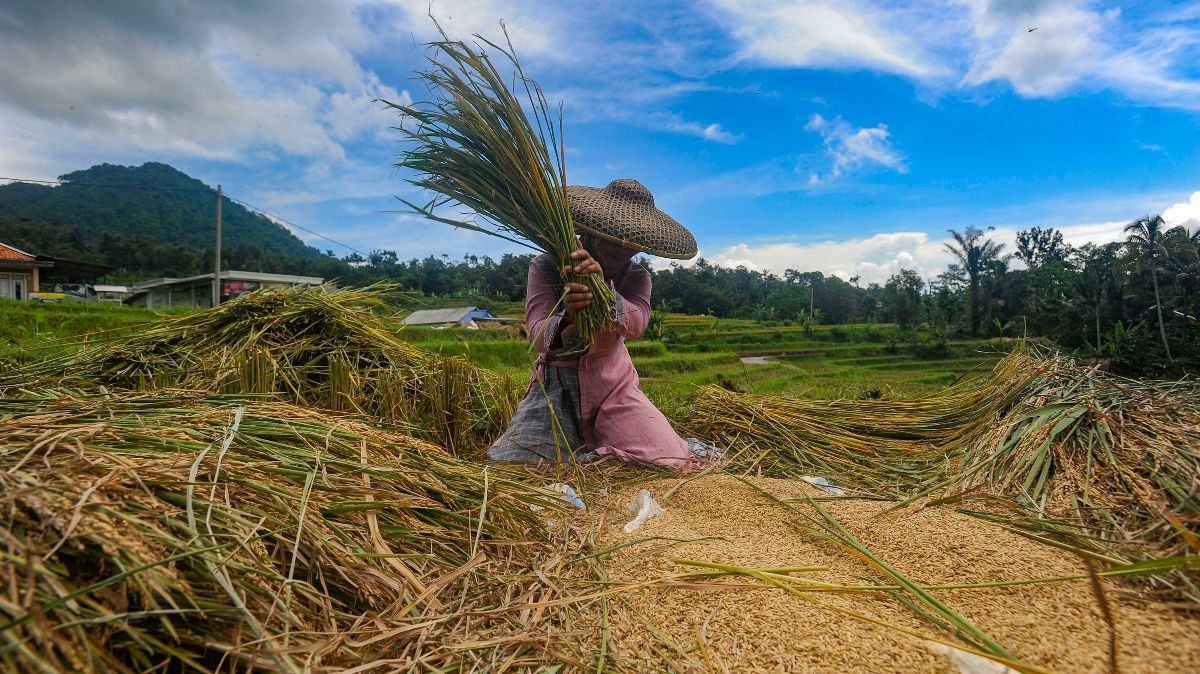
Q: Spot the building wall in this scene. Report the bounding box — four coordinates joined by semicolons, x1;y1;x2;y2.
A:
0;268;35;300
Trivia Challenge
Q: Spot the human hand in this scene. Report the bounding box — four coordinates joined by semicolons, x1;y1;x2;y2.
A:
570;246;603;277
563;282;593;319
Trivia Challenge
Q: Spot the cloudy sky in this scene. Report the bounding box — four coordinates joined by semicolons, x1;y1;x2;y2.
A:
1;0;1199;283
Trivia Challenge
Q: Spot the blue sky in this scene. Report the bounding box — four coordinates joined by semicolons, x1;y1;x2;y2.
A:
1;0;1199;283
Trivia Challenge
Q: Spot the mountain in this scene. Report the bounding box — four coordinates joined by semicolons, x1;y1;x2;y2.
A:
0;163;322;277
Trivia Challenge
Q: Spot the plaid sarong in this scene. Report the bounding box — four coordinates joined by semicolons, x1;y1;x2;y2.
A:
487;365;600;464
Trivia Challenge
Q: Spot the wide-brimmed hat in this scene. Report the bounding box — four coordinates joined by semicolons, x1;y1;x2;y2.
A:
566;179;697;260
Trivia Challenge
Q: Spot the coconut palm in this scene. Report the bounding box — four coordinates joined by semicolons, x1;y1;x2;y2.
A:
943;226;1008;335
1163;226;1200;336
1124;215;1173;362
1069;245;1118;353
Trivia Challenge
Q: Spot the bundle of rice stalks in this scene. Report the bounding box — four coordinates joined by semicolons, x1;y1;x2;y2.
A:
384;24;615;356
690;347;1049;491
0;285;519;454
0;392;580;672
945;352;1200;580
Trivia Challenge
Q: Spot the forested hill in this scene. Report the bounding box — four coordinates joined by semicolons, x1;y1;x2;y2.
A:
0;163;321;273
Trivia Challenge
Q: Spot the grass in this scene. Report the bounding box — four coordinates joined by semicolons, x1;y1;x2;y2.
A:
0;298;192;362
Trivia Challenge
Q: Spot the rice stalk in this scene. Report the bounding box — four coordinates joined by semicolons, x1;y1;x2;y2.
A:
0;284;520;455
692;344;1200;603
384;21;614;356
0;392;584;672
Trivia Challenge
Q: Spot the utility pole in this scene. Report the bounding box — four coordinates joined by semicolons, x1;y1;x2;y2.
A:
213;184;222;307
809;284;814;323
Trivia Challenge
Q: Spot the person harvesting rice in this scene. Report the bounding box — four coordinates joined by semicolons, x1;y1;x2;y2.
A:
488;179;718;468
387;26;714;466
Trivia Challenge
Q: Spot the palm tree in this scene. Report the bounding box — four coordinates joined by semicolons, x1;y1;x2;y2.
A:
1163;226;1200;334
1069;246;1115;353
943;226;1008;335
1124;215;1173;362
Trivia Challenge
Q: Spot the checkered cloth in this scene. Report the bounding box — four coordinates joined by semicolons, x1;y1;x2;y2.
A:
487;365;600;464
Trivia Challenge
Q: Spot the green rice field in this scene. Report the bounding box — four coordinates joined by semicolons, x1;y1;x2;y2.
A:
0;297;1013;405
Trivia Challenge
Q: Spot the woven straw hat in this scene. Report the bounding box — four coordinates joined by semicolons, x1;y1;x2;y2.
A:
567;179;697;260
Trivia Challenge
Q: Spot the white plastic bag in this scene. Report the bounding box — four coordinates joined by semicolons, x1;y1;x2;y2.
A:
548;483;586;510
623;489;665;533
801;475;845;495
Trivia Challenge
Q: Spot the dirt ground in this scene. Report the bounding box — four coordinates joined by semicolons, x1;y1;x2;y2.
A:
577;473;1200;673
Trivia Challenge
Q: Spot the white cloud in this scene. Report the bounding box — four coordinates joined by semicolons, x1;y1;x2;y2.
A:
705;0;944;78
705;0;1200;110
0;1;409;174
959;0;1200;108
804;114;907;183
697;193;1200;284
704;232;951;284
960;0;1108;96
657;114;743;144
1163;191;1200;229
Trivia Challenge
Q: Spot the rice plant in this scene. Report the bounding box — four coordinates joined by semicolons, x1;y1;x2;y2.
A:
0;392;572;672
0;285;519;454
693;344;1200;602
384;23;614;356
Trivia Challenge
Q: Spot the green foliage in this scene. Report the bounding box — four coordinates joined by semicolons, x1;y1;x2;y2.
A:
1016;226;1071;268
883;269;923;330
0;163;320;281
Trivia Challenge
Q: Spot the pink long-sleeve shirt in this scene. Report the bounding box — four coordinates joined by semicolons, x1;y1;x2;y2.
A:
522;258;695;468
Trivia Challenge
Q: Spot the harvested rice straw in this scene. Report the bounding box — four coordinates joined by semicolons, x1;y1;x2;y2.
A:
692;345;1200;604
0;392;580;672
385;22;614;356
0;284;519;454
691;344;1048;490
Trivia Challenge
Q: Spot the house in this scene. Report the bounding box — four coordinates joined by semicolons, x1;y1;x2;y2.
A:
403;306;507;327
1;241;114;301
125;271;324;309
0;242;47;301
94;285;130;303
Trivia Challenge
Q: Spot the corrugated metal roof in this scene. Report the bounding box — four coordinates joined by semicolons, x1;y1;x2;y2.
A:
403;307;478;325
130;271;324;292
0;242;35;261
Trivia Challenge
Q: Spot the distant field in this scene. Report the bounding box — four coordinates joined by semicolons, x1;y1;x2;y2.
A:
1;298;1015;410
397;318;1014;410
0;299;192;362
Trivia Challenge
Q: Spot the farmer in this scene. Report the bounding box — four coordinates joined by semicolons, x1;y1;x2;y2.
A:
488;179;716;468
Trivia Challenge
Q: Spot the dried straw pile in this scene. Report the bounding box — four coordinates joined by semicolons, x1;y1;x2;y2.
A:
0;285;520;454
693;345;1200;599
690;346;1051;490
0;393;587;672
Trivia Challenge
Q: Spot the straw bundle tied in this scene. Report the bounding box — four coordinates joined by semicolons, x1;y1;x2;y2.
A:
0;285;519;454
0;393;592;672
384;23;615;357
694;345;1200;602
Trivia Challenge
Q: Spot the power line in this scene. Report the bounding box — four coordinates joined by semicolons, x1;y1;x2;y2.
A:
0;174;368;257
224;194;368;257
